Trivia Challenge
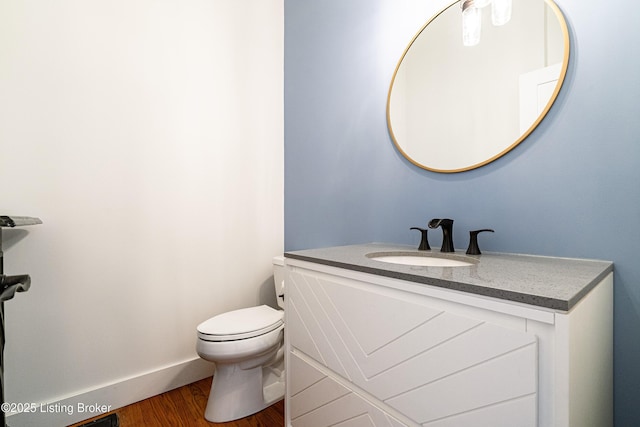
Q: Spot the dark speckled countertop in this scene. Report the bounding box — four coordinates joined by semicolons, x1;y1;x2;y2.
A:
284;243;613;311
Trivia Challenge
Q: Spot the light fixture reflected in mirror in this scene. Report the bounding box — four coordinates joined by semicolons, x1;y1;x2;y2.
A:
474;0;492;8
461;0;481;47
492;0;513;26
462;0;513;46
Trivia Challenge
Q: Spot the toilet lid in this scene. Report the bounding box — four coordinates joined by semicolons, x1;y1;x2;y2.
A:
197;305;283;341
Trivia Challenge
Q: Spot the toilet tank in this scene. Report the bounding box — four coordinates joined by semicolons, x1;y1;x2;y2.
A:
273;256;285;309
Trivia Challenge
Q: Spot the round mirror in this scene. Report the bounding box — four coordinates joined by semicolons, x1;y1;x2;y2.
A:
387;0;570;173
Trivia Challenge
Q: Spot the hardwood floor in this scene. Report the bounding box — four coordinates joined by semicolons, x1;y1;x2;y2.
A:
69;377;284;427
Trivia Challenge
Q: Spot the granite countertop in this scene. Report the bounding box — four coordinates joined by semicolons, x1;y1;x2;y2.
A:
284;243;613;311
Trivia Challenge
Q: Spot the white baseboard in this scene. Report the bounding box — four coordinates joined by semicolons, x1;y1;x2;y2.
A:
6;357;214;427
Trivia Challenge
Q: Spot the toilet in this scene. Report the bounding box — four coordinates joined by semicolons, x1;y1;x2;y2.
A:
196;256;286;423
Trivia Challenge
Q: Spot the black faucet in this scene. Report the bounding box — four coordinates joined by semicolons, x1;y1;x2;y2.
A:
428;218;455;252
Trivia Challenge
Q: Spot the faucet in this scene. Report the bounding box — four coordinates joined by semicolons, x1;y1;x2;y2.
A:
428;218;454;252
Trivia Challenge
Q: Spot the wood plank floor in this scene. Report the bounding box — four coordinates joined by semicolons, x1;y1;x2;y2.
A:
68;377;284;427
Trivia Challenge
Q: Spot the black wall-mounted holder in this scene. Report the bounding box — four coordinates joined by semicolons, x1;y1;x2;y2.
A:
0;215;42;427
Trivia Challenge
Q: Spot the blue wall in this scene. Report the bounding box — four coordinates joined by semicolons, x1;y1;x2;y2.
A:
284;0;640;424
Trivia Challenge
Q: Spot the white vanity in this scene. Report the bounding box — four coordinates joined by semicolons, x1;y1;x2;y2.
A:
283;243;613;427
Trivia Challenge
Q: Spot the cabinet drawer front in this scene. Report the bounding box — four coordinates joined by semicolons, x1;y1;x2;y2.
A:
287;267;538;426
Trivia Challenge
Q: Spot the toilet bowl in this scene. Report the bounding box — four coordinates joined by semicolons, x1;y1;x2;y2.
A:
196;256;285;423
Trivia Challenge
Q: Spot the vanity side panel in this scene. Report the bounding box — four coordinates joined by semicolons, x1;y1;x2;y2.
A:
524;318;555;427
555;272;613;427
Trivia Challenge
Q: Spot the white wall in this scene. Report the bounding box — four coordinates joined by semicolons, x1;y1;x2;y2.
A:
0;0;283;424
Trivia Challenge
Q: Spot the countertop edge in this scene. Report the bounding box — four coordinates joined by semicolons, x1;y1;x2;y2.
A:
567;264;614;309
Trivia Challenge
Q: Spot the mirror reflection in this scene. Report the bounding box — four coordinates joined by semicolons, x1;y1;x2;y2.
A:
387;0;569;173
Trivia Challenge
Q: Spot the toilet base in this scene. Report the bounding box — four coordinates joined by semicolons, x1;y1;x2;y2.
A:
204;358;285;422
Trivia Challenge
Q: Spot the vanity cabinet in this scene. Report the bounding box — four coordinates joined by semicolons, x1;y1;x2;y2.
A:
284;257;613;427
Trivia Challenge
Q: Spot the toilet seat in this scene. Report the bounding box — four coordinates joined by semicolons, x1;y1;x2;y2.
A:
197;305;283;342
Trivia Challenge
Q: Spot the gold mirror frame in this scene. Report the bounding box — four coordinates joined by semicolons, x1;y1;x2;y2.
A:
387;0;570;173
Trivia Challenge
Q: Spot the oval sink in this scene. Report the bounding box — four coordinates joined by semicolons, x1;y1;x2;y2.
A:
367;252;475;267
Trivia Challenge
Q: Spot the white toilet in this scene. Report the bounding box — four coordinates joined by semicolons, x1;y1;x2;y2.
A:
196;256;286;423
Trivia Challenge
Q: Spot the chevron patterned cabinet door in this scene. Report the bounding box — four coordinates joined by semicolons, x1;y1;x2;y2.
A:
287;267;538;427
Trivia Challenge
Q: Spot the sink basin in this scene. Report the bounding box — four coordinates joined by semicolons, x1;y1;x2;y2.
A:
366;252;475;267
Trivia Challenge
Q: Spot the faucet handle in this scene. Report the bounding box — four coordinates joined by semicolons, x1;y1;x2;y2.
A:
466;229;495;255
410;227;430;251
